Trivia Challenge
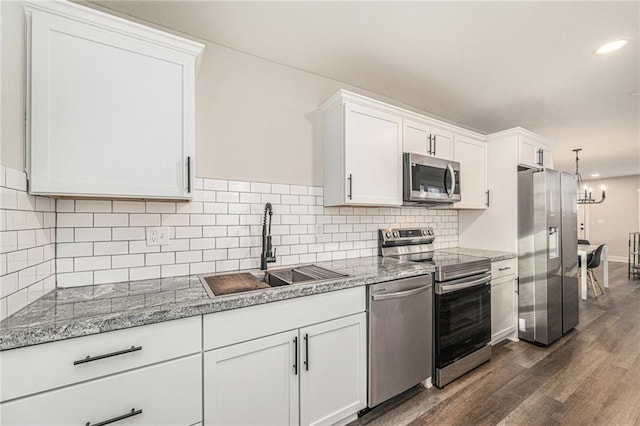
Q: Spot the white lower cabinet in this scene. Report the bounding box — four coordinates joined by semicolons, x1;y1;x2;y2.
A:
204;313;367;426
204;330;299;426
491;259;518;344
0;355;202;426
300;314;367;426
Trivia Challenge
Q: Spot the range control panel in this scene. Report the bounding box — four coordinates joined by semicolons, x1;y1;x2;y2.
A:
379;227;435;246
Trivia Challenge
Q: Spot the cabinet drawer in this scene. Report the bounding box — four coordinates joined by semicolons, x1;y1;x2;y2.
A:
0;355;202;426
491;258;517;280
204;287;366;350
0;316;201;402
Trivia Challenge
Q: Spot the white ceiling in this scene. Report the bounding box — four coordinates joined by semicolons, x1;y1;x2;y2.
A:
90;0;640;178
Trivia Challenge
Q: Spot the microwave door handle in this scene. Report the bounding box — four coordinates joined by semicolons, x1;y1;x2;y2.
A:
446;164;455;198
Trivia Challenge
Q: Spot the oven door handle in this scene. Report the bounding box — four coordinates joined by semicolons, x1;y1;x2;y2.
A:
372;285;431;301
436;273;491;294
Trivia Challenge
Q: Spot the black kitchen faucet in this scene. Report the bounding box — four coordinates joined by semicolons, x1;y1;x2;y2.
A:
260;203;276;270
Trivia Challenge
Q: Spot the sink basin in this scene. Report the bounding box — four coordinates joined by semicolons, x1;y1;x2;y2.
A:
200;265;346;297
267;265;346;287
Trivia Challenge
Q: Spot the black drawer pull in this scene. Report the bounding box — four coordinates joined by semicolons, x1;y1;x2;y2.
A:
304;334;309;371
498;266;511;271
86;408;142;426
74;346;142;365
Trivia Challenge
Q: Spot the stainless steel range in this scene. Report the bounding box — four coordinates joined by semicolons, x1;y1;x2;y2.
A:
379;227;492;388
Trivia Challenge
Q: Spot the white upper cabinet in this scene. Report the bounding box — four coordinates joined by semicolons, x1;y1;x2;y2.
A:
518;135;553;169
453;135;488;209
322;92;403;206
403;119;453;160
25;0;204;199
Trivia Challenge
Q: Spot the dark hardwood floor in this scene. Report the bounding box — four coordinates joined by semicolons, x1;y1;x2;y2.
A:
351;262;640;426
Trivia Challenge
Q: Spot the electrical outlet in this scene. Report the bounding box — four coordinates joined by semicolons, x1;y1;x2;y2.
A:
147;227;169;246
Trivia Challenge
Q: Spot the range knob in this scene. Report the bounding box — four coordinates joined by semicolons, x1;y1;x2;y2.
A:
422;229;428;236
385;231;392;239
393;231;400;238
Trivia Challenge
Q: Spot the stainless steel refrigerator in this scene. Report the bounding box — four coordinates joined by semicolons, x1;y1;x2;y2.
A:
518;168;579;345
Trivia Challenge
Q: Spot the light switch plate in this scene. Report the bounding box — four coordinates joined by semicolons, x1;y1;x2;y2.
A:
147;227;169;246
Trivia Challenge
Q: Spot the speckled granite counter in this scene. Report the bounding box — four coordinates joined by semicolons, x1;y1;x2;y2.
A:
439;247;517;262
0;256;434;351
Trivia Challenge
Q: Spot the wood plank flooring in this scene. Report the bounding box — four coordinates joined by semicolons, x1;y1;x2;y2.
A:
351;262;640;426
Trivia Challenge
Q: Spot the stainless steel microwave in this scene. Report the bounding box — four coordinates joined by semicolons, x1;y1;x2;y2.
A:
403;153;461;204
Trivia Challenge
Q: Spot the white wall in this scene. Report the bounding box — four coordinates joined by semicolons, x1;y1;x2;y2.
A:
583;174;640;260
0;1;25;171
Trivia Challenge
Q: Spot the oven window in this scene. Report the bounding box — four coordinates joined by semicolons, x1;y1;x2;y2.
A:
435;283;491;367
411;164;447;194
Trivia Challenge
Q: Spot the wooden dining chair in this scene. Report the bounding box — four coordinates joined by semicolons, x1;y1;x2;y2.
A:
587;244;606;297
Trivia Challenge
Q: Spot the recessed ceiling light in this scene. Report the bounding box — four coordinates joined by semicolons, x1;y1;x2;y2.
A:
591;173;600;178
596;39;628;55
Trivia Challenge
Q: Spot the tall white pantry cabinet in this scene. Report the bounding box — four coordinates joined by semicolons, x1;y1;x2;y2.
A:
25;0;204;200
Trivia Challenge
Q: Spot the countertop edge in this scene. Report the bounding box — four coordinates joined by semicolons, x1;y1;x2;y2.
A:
0;264;433;351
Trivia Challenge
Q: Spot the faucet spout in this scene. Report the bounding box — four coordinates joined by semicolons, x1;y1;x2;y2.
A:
260;203;276;270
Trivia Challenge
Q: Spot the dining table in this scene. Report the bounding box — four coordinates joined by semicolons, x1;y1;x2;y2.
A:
577;244;608;300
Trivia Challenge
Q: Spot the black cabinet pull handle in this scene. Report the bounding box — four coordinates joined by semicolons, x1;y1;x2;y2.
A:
74;346;142;365
498;266;511;271
347;174;353;200
428;134;433;155
304;333;309;371
293;336;298;375
486;190;490;207
86;408;142;426
433;134;437;156
187;156;192;193
540;150;544;166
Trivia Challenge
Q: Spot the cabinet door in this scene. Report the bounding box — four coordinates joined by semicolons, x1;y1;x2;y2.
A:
345;104;402;206
491;275;517;344
204;330;299;426
27;8;198;199
0;355;202;426
430;126;454;160
403;119;430;156
300;313;366;426
518;137;539;168
453;136;487;209
542;149;554;168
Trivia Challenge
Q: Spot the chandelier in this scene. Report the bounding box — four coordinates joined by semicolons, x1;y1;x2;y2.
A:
573;148;606;204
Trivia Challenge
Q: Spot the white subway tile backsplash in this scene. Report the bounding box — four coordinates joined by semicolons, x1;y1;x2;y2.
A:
94;214;128;227
203;179;227;191
129;266;160;281
113;201;145;213
130;214;161;227
75;200;112;213
0;169;458;305
7;288;29;316
189;261;216;275
57;213;93;228
75;228;111;242
75;256;111;272
95;268;128;284
228;181;251;192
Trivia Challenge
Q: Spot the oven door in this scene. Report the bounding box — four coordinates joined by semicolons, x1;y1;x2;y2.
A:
403;153;461;203
434;272;491;368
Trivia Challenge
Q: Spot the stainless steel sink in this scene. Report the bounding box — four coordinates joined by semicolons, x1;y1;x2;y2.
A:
199;265;346;297
267;265;346;287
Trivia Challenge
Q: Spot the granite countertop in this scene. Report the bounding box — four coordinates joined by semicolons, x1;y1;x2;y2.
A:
0;256;434;351
438;247;517;262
